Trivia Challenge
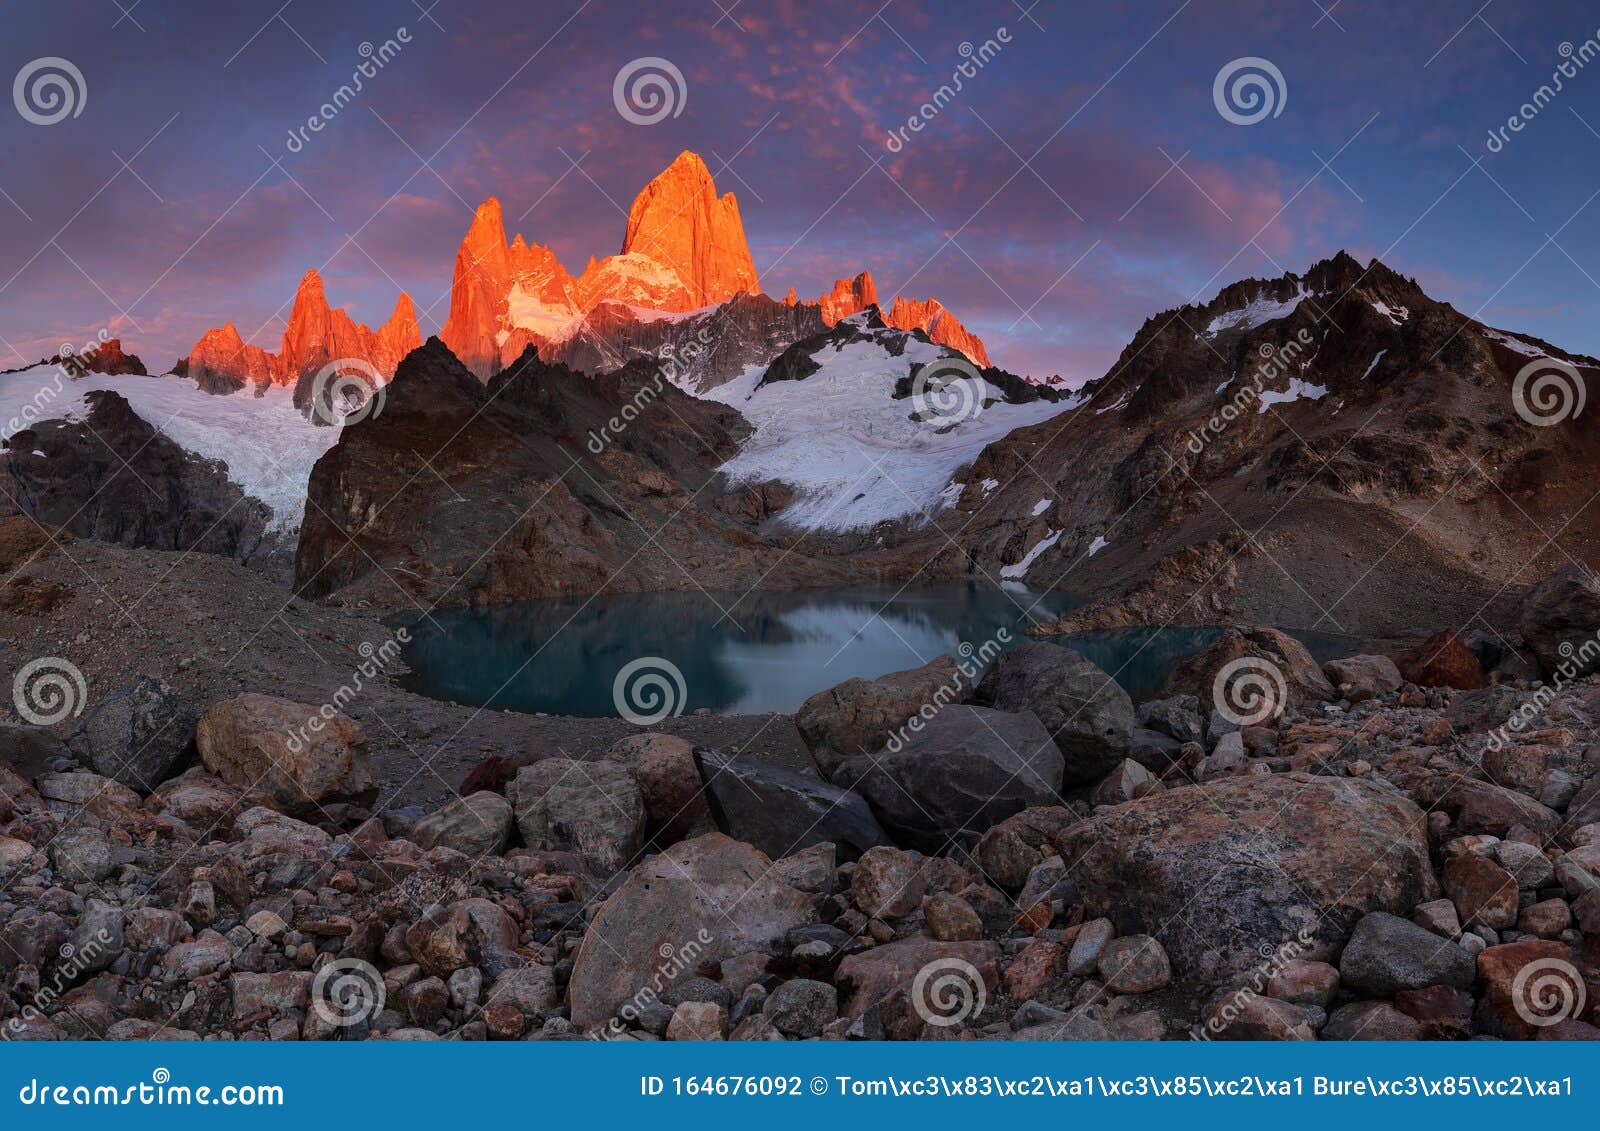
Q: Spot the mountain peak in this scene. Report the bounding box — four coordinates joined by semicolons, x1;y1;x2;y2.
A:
619;151;758;307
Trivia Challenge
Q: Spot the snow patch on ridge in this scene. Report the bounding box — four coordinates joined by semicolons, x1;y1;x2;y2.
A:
1205;284;1312;337
0;366;340;532
1001;529;1061;578
704;338;1071;532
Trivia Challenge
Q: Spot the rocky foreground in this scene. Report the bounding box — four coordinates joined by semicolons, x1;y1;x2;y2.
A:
3;565;1600;1042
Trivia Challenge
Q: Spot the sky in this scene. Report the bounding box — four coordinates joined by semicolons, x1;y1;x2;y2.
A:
3;0;1599;382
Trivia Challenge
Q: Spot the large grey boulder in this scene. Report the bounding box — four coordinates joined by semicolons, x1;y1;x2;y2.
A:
796;654;967;778
507;758;643;874
835;705;1062;852
1338;911;1477;996
68;676;197;794
971;643;1134;785
411;791;514;856
694;748;888;860
1519;563;1600;677
567;833;815;1029
1322;655;1403;702
1056;773;1438;984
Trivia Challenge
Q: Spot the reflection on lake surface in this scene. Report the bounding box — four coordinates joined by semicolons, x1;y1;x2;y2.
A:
393;586;1359;716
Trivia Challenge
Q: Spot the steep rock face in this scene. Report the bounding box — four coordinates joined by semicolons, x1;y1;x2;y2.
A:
292;338;869;606
955;251;1600;636
810;270;992;367
0;391;268;561
616;150;759;308
183;323;281;394
436;153;991;384
3;340;147;379
182;272;420;396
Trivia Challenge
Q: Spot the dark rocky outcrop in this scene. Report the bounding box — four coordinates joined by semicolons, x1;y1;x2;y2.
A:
1;391;269;562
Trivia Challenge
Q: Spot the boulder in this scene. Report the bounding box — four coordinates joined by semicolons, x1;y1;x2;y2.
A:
1136;695;1204;744
1441;853;1519;929
834;937;1000;1021
1097;935;1171;993
68;676;196;793
1396;629;1485;690
694;748;888;860
971;644;1135;784
851;845;925;919
1321;1001;1423;1040
1055;773;1438;983
1160;627;1334;722
196;694;376;810
567;833;815;1029
1518;563;1600;677
411;792;514;857
1475;940;1584;1039
1322;655;1402;701
0;723;71;783
507;758;643;874
835;705;1062;851
971;806;1078;891
606;733;710;844
762;978;837;1037
1337;912;1476;996
796;654;967;778
1202;990;1316;1040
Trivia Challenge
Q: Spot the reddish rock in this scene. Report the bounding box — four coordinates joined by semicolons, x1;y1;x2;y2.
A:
183;271;418;393
1442;852;1519;929
1394;985;1473;1040
617;151;759;309
1397;629;1485;689
1003;938;1067;1000
1475;941;1583;1039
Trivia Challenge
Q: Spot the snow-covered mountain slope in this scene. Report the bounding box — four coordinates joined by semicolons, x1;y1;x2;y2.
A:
703;315;1070;533
0;365;340;531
